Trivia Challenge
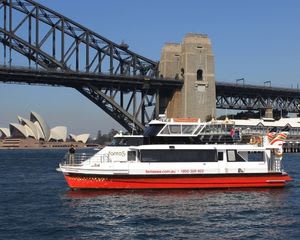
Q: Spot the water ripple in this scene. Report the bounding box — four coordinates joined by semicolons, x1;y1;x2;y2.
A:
0;150;299;239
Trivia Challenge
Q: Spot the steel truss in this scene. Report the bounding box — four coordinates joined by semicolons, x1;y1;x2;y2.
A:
77;85;159;133
0;0;168;132
216;82;300;113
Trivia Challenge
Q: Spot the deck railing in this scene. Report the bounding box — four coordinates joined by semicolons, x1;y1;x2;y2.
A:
61;153;111;166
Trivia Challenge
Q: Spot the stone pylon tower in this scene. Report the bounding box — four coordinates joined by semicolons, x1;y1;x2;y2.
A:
159;33;216;121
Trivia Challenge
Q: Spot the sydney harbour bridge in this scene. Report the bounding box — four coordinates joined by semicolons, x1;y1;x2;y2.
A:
1;0;300;133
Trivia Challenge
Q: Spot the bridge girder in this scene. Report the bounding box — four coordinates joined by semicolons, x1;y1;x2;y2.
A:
0;66;182;133
216;83;300;113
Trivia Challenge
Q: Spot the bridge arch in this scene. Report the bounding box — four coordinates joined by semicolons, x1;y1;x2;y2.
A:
0;0;180;133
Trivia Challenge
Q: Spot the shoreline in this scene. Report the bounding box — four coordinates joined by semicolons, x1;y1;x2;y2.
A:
0;146;98;150
0;138;100;150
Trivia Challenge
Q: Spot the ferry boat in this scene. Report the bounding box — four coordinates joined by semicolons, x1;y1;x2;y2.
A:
57;118;292;189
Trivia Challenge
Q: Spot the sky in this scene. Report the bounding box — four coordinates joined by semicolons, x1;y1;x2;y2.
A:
1;0;300;136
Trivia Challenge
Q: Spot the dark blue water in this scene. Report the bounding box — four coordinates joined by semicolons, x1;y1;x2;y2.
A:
0;149;299;240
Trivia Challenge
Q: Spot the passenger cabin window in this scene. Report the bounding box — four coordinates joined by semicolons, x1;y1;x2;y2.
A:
128;151;136;161
160;126;170;134
239;151;264;162
227;150;235;162
110;137;143;146
140;149;217;162
194;125;204;135
227;150;245;162
169;125;181;134
182;125;197;134
159;124;199;135
143;125;165;137
227;150;264;162
217;152;224;161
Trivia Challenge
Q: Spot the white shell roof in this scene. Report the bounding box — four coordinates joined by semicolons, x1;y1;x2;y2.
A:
18;116;39;140
0;128;11;137
76;134;90;143
69;133;90;143
9;123;28;138
30;111;50;141
49;126;67;142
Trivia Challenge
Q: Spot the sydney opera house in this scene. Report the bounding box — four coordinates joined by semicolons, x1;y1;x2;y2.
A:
0;111;90;149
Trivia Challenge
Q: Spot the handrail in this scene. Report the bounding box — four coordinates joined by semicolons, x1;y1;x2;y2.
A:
61;153;111;166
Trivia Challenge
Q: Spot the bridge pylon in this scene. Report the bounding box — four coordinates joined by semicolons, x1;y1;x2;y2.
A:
159;33;216;121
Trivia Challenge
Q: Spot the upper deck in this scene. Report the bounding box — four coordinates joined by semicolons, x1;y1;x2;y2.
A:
143;118;236;144
111;118;238;145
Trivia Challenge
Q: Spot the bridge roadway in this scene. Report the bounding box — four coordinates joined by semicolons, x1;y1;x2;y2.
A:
0;66;182;92
1;66;300;113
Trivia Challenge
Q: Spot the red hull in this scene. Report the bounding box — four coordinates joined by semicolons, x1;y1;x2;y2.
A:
64;173;292;189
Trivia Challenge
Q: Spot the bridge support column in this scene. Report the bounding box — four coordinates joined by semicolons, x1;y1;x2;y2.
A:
159;33;216;121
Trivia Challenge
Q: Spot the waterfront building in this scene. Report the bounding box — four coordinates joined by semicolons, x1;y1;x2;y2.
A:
231;118;300;139
0;111;90;148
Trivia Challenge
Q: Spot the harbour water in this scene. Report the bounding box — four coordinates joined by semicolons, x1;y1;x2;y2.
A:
0;149;299;239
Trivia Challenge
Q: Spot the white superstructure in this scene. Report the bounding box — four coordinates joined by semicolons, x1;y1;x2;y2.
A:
58;119;292;189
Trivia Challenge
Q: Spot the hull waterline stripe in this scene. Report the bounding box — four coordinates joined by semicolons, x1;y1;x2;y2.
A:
64;174;292;189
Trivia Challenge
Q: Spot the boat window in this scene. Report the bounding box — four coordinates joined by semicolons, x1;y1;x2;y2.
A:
160;125;170;134
119;138;128;146
143;124;165;137
140;149;217;162
110;138;121;146
237;151;264;162
160;124;200;135
128;151;136;161
227;150;236;161
217;152;224;161
169;125;181;134
194;125;204;135
227;150;245;162
182;125;197;134
110;137;143;146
